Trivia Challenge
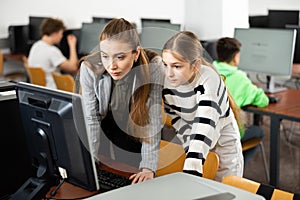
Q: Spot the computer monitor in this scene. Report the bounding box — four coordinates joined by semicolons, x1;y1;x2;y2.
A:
12;82;99;199
92;17;114;24
140;20;181;54
268;10;300;28
58;28;81;58
78;22;106;56
29;16;48;41
234;28;296;93
249;15;269;28
286;25;300;64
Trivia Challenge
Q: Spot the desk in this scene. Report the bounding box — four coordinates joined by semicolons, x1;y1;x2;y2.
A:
243;88;300;187
45;140;185;199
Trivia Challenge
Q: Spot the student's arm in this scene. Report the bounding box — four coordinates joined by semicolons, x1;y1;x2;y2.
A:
184;76;226;177
80;63;103;160
132;57;164;183
59;34;78;73
231;70;269;107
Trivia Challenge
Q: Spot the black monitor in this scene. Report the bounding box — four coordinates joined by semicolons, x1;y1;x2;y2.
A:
92;17;114;24
78;22;106;56
268;10;300;28
249;15;269;28
58;28;81;58
8;25;30;54
12;82;99;199
29;16;48;41
234;28;296;93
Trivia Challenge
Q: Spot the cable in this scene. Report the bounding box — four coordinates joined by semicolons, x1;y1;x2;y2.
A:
50;178;65;197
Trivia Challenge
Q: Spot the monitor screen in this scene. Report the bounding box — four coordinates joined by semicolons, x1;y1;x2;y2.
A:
140;21;181;54
234;28;296;77
29;16;47;41
78;22;106;56
16;82;99;195
268;10;300;28
234;28;296;93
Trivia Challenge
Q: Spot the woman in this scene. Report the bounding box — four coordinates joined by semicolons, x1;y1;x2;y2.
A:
162;31;244;181
78;18;164;183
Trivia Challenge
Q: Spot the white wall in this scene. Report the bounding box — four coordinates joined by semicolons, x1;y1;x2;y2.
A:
184;0;248;40
0;0;185;38
249;0;300;15
1;0;300;38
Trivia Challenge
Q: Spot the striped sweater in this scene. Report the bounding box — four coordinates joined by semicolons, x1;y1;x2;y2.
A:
163;65;239;176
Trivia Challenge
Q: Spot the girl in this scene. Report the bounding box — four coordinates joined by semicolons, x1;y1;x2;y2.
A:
162;31;244;181
78;18;164;183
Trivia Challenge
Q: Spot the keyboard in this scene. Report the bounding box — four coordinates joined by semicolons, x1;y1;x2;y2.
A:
97;169;132;192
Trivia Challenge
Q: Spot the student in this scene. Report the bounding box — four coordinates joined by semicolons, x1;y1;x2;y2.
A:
78;18;164;184
28;17;78;89
213;37;269;164
162;31;244;182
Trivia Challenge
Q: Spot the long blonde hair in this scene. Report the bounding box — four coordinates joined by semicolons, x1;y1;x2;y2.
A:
99;18;151;129
163;31;244;131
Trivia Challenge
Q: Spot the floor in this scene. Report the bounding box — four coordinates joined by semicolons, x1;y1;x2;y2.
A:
243;115;300;194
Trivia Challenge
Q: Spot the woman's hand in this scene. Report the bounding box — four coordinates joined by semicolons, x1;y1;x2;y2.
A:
129;168;154;184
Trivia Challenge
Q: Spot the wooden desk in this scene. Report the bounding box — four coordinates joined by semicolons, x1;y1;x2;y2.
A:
243;88;300;187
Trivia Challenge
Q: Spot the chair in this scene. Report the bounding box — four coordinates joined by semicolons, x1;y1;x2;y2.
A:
222;175;299;200
22;56;46;86
0;50;26;81
52;72;75;92
156;140;219;180
203;151;219;180
242;138;269;182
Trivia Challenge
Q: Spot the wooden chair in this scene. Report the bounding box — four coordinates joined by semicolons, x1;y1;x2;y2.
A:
242;138;269;182
52;72;75;92
25;67;46;86
222;175;299;200
22;56;46;86
156;140;219;180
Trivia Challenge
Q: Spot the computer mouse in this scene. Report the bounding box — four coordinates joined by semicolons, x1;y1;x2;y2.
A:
268;96;280;103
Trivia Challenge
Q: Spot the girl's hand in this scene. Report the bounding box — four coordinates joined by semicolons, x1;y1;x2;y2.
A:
129;168;154;184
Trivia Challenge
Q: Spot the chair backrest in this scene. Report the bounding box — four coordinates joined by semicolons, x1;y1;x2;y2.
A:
242;137;261;151
22;56;46;86
156;140;219;180
203;151;219;180
222;175;298;200
52;72;75;92
25;67;46;86
156;140;185;177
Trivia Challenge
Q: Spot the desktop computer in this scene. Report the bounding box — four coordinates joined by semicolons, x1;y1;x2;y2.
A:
11;82;99;199
0;81;34;199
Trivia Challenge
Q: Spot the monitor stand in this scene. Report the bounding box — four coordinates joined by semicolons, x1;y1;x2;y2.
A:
261;75;287;93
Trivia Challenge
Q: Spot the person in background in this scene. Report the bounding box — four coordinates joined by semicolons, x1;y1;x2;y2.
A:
28;17;78;89
162;31;244;182
213;37;269;164
78;18;164;184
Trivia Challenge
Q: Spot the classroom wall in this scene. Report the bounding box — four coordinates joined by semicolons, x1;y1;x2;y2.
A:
1;0;300;38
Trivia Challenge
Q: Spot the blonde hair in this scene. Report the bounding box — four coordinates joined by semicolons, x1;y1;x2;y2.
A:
163;31;244;131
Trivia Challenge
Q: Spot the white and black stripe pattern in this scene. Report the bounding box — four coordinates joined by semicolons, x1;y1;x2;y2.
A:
163;65;233;176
